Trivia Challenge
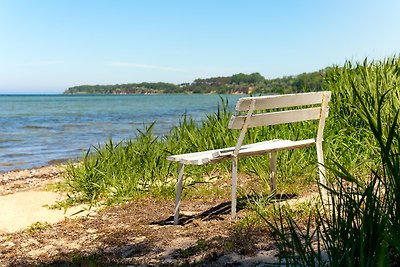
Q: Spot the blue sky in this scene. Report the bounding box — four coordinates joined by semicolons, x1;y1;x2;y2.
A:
1;0;400;94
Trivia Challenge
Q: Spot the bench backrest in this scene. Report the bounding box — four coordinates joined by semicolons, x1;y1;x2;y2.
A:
228;91;331;155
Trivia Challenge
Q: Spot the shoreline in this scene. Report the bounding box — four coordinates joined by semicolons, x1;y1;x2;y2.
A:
0;157;74;175
0;165;65;196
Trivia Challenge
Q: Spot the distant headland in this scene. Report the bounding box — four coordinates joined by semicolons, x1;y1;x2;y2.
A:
63;70;326;95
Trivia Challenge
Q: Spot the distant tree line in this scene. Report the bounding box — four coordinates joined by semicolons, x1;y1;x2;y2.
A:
64;82;183;94
259;70;328;94
63;70;328;95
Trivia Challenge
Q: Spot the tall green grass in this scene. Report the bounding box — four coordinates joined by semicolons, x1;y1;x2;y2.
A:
64;98;238;204
263;57;400;266
64;122;175;204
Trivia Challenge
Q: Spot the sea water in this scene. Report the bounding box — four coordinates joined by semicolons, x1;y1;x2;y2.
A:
0;94;243;172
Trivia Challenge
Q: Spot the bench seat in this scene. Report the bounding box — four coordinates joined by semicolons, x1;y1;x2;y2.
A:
167;138;316;165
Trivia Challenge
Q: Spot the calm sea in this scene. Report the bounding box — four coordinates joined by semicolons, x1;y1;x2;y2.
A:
0;94;243;172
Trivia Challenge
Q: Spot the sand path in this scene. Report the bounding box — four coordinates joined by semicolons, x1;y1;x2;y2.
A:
0;166;95;233
0;190;93;233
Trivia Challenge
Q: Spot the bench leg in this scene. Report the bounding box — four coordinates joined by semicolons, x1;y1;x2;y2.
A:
316;141;326;186
231;157;238;220
174;163;185;225
269;152;276;194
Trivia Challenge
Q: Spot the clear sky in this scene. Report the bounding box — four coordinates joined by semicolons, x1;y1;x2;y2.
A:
1;0;400;94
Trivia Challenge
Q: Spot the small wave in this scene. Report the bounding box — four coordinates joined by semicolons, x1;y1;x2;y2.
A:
47;157;77;165
0;161;25;167
62;123;84;128
3;153;33;158
23;125;51;129
0;139;23;143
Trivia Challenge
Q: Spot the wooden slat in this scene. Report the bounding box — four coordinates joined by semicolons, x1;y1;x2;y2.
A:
237;139;315;157
235;91;329;111
208;139;316;163
269;152;276;193
167;149;220;162
229;107;321;129
166;138;316;165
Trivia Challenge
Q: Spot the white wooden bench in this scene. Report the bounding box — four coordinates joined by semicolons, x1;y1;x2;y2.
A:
167;91;331;225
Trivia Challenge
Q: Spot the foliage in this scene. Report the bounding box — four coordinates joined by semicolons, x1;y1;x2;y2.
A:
27;221;51;233
64;122;176;204
231;72;265;84
63;71;326;95
257;69;327;94
262;57;400;266
64;82;183;94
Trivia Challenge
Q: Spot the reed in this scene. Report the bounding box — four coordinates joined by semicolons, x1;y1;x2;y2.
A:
261;57;400;266
64;98;237;204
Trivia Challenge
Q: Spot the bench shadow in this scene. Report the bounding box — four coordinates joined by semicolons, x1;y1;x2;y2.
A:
151;193;297;226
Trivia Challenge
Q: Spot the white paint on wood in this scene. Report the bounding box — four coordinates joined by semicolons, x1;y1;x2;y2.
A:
229;107;322;129
316;91;331;143
167;139;316;165
235;91;327;111
231;157;238;220
167;149;221;162
316;141;326;186
269;152;276;193
174;163;185;225
233;99;256;156
315;91;331;187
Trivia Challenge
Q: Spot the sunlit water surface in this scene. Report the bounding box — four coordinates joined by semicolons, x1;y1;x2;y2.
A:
0;94;243;172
